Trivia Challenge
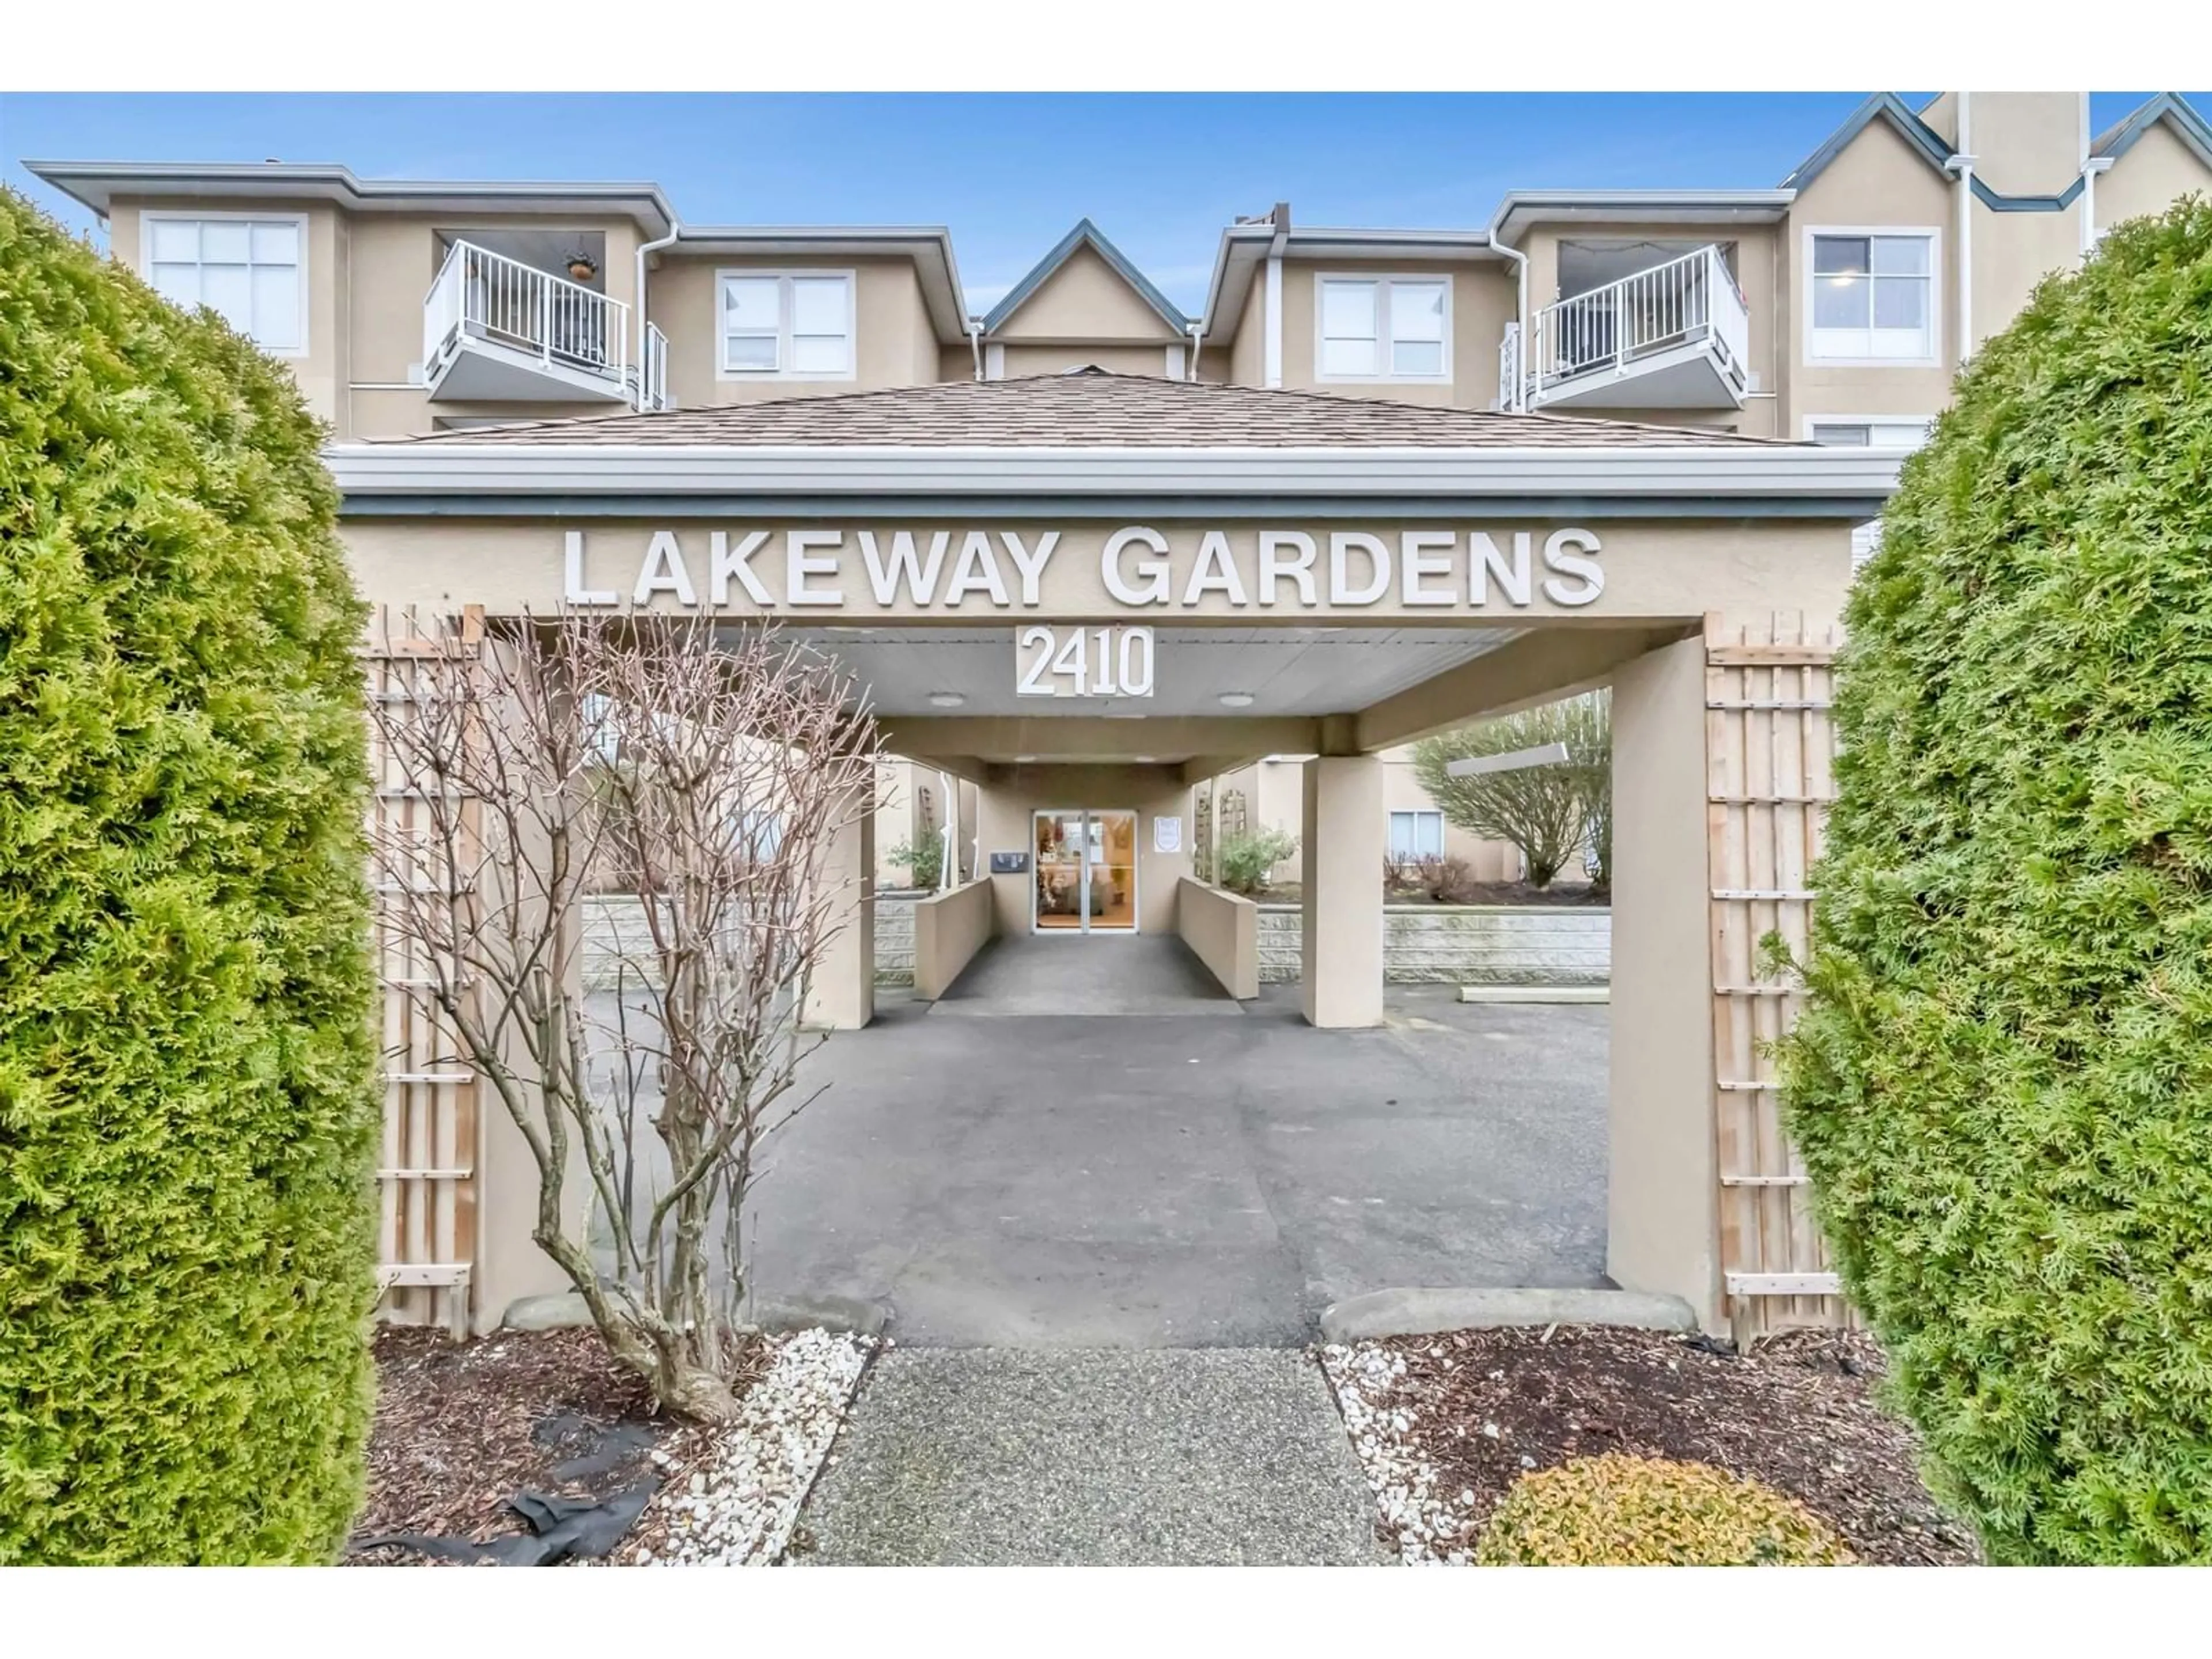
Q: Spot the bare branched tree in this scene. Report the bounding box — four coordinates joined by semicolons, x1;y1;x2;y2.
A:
366;608;878;1421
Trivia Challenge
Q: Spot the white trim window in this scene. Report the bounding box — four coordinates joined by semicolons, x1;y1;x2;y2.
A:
1807;230;1938;363
142;213;306;354
1807;416;1935;448
1807;416;1935;568
1388;809;1445;860
718;270;855;378
1316;275;1450;381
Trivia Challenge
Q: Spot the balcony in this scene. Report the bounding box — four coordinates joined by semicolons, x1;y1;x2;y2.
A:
1521;244;1749;412
422;239;667;410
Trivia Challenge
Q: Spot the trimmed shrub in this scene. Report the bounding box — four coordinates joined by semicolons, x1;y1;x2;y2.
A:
1475;1455;1853;1566
1775;199;2212;1565
0;190;378;1561
1218;827;1296;895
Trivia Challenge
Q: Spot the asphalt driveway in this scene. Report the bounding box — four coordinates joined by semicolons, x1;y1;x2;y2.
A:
730;963;1608;1347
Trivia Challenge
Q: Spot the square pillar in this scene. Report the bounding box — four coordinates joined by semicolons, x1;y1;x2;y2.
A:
1607;637;1723;1331
1301;755;1385;1028
803;777;876;1031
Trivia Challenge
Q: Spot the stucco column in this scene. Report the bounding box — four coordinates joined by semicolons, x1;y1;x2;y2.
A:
1606;636;1723;1332
471;635;582;1333
803;775;876;1031
1300;754;1385;1028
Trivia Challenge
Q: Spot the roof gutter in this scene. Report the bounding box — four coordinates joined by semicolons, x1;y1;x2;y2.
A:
325;441;1901;502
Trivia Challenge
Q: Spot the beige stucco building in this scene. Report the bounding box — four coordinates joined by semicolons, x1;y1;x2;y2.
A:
35;90;2209;889
25;91;2206;1342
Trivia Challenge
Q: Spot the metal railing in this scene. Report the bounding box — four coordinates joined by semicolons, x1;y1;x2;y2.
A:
423;240;632;395
1526;244;1748;403
1497;321;1521;411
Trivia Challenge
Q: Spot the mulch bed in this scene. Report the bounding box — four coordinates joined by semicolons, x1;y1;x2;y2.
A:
1354;1326;1978;1565
1382;880;1607;908
347;1325;767;1565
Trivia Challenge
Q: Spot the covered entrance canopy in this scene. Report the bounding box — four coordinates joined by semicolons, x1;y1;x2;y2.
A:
330;371;1895;1341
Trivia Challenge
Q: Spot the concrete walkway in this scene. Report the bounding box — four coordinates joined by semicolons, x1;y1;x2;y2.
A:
798;1347;1382;1565
930;932;1243;1017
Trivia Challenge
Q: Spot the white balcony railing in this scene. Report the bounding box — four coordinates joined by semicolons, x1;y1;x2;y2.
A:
1526;244;1748;407
422;240;635;402
1497;320;1521;412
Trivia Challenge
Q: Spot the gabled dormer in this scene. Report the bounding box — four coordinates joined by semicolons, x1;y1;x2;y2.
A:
975;218;1192;380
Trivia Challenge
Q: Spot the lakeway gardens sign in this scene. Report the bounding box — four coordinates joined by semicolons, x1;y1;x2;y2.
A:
561;525;1609;615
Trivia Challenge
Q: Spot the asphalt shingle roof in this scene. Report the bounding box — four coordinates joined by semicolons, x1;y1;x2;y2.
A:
398;372;1787;449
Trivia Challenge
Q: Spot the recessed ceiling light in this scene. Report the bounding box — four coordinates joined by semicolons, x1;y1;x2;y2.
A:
1132;755;1157;763
1013;754;1037;763
927;691;965;709
1218;691;1256;709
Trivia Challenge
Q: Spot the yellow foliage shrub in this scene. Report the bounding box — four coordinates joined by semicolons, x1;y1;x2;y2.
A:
1474;1454;1854;1566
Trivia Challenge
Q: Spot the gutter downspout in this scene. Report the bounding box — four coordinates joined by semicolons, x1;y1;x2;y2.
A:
1263;201;1289;389
2080;156;2114;257
1186;320;1204;382
1946;154;1974;362
1486;216;1529;411
1950;93;1974;364
967;319;984;381
634;219;682;410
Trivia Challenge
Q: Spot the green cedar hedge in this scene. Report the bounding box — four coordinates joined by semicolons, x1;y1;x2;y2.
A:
0;190;378;1562
1777;198;2212;1565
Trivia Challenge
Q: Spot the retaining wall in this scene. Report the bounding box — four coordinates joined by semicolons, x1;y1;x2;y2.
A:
584;892;925;992
1255;902;1612;986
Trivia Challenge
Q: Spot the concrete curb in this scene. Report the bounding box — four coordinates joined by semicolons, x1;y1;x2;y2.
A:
501;1290;594;1331
747;1293;893;1339
1457;984;1610;1003
500;1289;892;1340
1317;1286;1698;1343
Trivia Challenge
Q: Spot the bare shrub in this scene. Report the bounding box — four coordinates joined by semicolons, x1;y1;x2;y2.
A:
366;609;877;1421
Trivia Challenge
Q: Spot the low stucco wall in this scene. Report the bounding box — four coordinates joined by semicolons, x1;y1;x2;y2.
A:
914;878;996;1000
1176;877;1259;1000
1256;903;1612;986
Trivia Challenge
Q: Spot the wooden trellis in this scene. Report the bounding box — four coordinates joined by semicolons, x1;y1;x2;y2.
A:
365;607;484;1339
1705;612;1849;1343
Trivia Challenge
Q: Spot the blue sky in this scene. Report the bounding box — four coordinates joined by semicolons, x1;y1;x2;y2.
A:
3;92;2197;312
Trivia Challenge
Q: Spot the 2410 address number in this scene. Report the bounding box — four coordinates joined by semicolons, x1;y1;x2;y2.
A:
1015;624;1156;699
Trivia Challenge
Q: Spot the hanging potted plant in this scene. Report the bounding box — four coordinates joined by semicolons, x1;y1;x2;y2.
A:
563;249;599;283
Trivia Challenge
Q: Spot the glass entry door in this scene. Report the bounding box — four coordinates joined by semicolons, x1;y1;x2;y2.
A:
1032;810;1138;934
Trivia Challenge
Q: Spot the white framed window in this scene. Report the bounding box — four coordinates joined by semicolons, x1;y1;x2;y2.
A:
141;211;306;355
1388;810;1445;860
1316;275;1450;382
1806;416;1936;448
1805;229;1940;365
717;270;855;378
1805;416;1936;569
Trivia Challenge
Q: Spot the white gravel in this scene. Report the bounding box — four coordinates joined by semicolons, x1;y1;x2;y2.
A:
1319;1340;1474;1565
633;1328;874;1566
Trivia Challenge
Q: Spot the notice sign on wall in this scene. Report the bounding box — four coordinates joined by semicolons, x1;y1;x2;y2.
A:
1153;816;1181;854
